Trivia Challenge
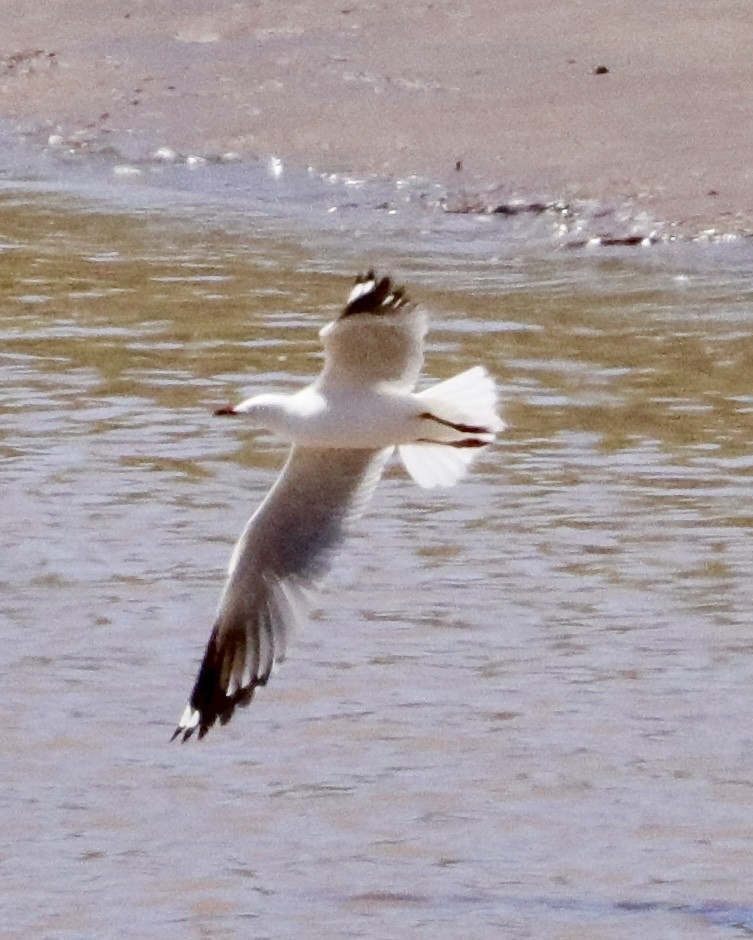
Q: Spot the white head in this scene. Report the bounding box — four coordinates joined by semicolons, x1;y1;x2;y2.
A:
215;393;291;432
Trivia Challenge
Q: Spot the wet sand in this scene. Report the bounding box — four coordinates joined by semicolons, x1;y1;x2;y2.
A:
2;0;753;232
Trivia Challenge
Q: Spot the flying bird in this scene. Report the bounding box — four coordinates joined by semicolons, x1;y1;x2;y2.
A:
173;271;503;740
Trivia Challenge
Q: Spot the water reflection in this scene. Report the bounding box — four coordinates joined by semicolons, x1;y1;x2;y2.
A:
2;191;753;937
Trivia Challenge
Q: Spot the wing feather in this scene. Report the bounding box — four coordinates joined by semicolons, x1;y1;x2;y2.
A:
317;271;427;391
173;445;392;740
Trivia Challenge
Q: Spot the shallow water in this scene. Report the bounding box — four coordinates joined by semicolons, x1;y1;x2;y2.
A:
2;172;753;939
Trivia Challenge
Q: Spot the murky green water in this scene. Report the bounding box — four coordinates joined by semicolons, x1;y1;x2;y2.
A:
2;182;753;938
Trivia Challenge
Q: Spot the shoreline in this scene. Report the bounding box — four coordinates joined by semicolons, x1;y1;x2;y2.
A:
3;1;753;237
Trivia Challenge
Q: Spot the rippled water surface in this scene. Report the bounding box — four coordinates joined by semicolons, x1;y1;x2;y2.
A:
2;179;753;939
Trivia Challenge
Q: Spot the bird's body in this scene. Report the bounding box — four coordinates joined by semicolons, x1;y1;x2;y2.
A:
173;271;503;740
228;385;427;449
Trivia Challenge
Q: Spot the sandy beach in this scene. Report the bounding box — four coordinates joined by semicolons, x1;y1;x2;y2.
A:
2;0;753;233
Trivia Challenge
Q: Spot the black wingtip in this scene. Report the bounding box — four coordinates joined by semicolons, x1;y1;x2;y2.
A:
172;635;271;742
171;692;257;743
341;270;410;318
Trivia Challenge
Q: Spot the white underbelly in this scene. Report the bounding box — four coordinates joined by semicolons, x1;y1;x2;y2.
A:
287;388;420;449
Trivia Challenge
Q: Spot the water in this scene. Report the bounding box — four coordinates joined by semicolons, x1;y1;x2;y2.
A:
2;162;753;939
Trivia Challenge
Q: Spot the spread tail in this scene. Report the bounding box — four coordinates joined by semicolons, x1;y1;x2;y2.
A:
399;366;504;488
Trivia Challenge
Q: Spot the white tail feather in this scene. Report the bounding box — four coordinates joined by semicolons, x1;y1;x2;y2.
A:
399;442;477;488
399;366;503;488
417;366;504;433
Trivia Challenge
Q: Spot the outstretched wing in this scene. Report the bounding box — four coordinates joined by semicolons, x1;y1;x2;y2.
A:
317;270;427;392
173;445;392;740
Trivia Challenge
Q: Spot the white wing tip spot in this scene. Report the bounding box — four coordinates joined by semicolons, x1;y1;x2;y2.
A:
177;704;200;732
346;272;377;306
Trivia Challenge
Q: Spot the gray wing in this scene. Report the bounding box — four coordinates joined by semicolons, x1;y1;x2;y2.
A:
173;445;392;740
317;271;427;392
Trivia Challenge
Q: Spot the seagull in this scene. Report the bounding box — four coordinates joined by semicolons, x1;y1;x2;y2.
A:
173;271;503;740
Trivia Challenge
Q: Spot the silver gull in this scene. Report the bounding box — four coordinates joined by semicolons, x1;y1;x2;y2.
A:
173;271;503;740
